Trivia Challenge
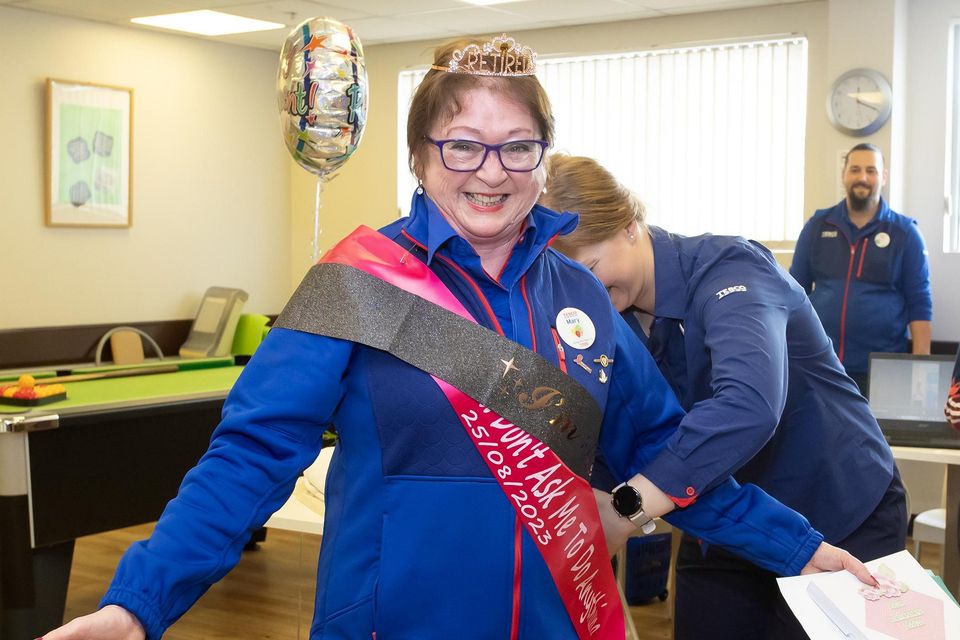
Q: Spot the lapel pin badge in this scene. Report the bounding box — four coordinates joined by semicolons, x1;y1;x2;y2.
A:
573;354;592;373
593;354;614;368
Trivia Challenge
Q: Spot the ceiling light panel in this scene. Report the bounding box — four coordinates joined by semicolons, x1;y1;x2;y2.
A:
131;10;285;35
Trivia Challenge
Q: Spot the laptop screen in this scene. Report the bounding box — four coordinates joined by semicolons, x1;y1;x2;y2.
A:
868;353;958;448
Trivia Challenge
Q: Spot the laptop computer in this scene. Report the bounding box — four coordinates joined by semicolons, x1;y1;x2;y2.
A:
867;352;959;449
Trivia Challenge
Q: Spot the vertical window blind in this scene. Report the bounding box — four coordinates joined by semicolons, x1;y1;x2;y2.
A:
945;22;960;253
398;37;808;242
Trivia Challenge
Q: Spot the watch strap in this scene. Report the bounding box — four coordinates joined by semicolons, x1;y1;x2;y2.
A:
631;512;657;535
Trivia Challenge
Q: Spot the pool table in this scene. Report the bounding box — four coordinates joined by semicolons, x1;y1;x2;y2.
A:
0;361;243;639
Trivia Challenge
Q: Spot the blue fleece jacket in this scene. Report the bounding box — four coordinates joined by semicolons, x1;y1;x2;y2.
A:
790;198;932;375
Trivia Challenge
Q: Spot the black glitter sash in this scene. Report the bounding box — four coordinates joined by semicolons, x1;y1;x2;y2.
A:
274;262;602;479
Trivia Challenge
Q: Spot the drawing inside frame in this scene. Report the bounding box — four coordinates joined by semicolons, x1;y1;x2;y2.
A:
45;79;133;228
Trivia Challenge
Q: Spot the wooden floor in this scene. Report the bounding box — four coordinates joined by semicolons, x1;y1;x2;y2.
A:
63;524;940;640
64;524;319;640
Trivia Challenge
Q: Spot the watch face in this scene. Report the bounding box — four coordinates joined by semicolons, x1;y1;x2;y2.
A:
612;484;642;516
827;69;891;136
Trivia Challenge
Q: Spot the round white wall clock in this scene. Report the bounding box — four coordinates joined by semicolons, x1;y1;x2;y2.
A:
826;68;892;137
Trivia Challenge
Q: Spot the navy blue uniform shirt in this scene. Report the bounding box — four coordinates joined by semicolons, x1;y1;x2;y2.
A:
635;226;895;542
790;198;932;375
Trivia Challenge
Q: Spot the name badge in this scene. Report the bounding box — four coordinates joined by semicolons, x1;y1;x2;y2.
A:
555;307;596;350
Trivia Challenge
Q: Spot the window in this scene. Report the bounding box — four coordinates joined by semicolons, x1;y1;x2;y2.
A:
945;21;960;253
397;37;808;242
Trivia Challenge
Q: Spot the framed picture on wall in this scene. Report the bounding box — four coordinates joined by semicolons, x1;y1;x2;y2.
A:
45;79;133;228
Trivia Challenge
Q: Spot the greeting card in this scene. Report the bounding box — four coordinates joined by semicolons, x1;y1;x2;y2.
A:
778;550;959;640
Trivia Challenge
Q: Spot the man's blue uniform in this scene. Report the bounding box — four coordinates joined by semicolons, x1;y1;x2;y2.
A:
790;197;932;386
98;196;825;639
632;226;906;640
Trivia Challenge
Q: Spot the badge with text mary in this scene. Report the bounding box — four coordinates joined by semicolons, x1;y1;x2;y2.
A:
277;17;367;180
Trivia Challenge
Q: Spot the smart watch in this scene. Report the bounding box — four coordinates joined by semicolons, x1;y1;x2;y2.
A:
611;482;656;534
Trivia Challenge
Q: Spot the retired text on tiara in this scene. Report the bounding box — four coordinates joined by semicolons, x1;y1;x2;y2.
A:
462;49;533;75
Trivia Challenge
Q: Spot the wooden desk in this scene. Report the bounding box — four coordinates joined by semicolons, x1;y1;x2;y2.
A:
265;477;325;536
0;363;243;639
891;446;960;599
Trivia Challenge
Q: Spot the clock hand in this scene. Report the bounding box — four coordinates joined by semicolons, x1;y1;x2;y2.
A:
855;97;879;113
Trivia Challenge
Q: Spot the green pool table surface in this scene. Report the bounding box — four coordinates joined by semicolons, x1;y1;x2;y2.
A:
0;364;243;417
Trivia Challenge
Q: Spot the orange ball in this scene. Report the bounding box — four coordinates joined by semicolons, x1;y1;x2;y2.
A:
17;374;36;389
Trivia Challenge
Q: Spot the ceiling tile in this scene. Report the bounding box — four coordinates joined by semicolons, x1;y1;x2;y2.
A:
493;0;660;22
404;5;546;33
343;15;458;45
301;0;474;16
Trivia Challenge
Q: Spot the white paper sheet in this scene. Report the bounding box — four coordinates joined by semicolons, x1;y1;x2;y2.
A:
777;571;849;639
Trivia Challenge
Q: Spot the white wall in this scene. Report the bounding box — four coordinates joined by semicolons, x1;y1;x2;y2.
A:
904;0;960;343
823;0;901;205
0;6;291;330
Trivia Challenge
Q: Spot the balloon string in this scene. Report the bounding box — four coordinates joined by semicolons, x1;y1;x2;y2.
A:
312;177;324;261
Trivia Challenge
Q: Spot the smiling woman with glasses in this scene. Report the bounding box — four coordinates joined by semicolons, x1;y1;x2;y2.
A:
48;34;877;640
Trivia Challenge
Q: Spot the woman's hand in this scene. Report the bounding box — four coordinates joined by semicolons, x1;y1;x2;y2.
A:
41;605;145;640
593;488;637;558
800;542;878;586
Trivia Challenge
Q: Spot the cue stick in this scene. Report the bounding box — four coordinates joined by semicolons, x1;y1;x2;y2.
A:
37;364;180;384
